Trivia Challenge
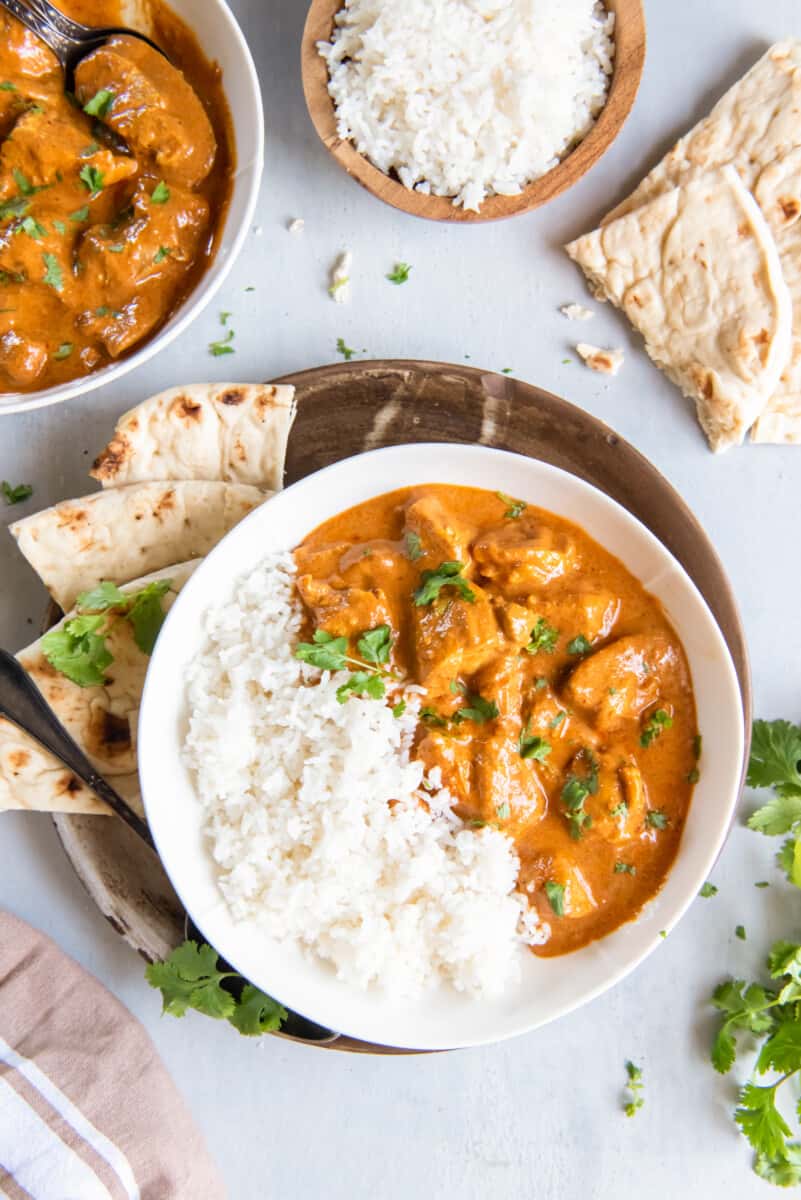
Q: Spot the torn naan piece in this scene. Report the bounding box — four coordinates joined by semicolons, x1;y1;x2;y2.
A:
605;41;801;443
11;480;266;612
566;167;792;452
91;382;297;490
0;563;198;816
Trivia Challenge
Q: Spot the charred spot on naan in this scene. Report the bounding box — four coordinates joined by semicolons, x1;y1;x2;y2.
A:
88;707;132;759
91;434;133;482
8;749;30;773
220;388;246;406
171;395;204;422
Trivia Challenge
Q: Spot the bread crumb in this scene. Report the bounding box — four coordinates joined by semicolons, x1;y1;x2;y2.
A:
329;250;352;303
561;302;594;321
288;218;305;234
576;343;624;375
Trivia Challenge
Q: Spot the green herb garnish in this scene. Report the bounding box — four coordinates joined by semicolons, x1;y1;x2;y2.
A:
525;617;559;655
336;337;355;361
1;481;33;505
387;262;411;284
150;180;171;204
53;342;73;360
519;724;551;761
153;245;171;264
641;708;673;748
404;531;424;561
209;329;235;357
567;634;592;657
79;164;104;195
545;881;565;917
83;89;114;118
42;252;63;291
623;1061;644;1117
13;168;34;196
496;491;527;519
700;882;718;899
646;809;668;830
146;941;286;1037
561;752;599;840
615;862;637;875
69;205;90;222
413;561;475;607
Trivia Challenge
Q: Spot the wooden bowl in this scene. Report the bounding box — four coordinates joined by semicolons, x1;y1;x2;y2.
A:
52;360;750;1055
301;0;646;223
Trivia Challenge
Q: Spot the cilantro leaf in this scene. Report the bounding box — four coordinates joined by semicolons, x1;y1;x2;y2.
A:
40;616;112;687
0;196;30;222
146;940;235;1020
1;480;33;504
387;262;411;285
209;329;235;356
454;691;499;725
150;180;170;204
295;630;348;671
712;1024;737;1074
757;1020;801;1076
699;882;718;898
735;1083;792;1161
420;707;448;728
76;581;127;610
404;531;424;561
567;634;592;657
42;252;63;291
53;342;73;360
496;491;527;519
392;699;407;719
336;671;386;704
336;337;355;360
641;708;673;748
83;88;114;117
646;809;669;830
748;720;801;794
154;245;171;264
519;725;551;761
79;164;104;195
19;215;45;240
227;985;287;1036
525;617;559;655
357;624;392;665
749;795;801;837
413;561;475;606
69;205;90;222
755;1145;801;1188
623;1060;644;1117
545;881;564;916
127;580;172;654
12;168;34;196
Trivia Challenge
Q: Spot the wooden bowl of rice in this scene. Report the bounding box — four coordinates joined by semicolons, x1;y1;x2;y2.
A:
302;0;646;223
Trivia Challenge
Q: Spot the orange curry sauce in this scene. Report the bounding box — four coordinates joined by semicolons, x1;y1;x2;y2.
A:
0;0;234;392
294;484;700;957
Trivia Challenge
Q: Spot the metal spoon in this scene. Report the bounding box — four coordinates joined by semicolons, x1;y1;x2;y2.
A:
0;649;339;1045
0;0;166;84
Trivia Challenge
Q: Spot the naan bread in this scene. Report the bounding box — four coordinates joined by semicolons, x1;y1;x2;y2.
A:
0;563;198;816
90;382;296;490
566;167;792;453
10;480;266;611
605;41;801;444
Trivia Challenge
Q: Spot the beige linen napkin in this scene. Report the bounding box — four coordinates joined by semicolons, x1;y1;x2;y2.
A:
0;911;226;1200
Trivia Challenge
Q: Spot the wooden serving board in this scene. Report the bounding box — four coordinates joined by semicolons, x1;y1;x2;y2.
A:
52;361;751;1055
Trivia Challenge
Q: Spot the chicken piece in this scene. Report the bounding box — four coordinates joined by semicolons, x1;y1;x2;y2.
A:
523;851;597;919
293;541;352;584
296;575;392;640
0;12;59;86
75;181;210;356
474;727;547;825
416;728;473;811
472;522;577;596
0;328;46;387
413;581;501;694
584;754;648;844
74;37;216;189
0;107;137;202
564;634;678;731
538;591;620;648
522;687;598;767
472;653;524;719
404;494;473;568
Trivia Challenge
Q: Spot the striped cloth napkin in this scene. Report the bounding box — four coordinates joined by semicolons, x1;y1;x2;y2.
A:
0;911;225;1199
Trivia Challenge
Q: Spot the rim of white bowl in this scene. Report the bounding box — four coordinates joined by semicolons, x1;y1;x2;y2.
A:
0;0;264;418
139;444;745;1050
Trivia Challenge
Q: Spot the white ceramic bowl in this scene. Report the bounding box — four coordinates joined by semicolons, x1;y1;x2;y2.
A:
0;0;264;417
139;444;745;1051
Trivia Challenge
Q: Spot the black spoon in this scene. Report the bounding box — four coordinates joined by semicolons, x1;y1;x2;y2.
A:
0;0;167;84
0;649;338;1045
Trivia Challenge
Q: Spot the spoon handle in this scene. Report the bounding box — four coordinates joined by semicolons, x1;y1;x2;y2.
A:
0;649;154;849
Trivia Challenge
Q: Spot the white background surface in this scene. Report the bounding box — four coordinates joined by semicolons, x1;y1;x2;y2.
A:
1;0;800;1195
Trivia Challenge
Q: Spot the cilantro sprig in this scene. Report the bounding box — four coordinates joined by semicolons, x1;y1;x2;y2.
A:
40;578;172;687
1;480;32;504
295;625;398;705
561;750;599;839
640;708;673;748
623;1061;644;1117
146;941;286;1037
747;719;801;885
413;561;475;606
525;617;559;655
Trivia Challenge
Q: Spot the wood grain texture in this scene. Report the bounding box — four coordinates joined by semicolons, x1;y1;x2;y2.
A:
301;0;646;223
52;361;750;1056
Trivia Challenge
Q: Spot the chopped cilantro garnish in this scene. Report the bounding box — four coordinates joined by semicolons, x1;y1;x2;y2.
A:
386;262;411;284
525;617;559;655
83;89;114;118
42;253;63;291
544;881;565;917
53;343;73;360
404;531;424;561
336;337;356;360
413;561;475;606
1;481;33;505
699;882;718;898
18;216;46;240
209;329;235;357
12;168;34;196
623;1061;644;1117
567;634;592;657
79;164;104;195
150;180;171;204
641;708;673;748
615;861;636;875
496;491;527;519
519;724;551;761
69;205;90;222
153;246;172;264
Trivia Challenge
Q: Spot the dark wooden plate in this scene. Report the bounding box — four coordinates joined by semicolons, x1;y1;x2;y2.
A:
52;361;751;1054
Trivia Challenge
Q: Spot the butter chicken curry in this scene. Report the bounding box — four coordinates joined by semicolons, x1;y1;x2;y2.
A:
294;484;700;957
0;0;233;392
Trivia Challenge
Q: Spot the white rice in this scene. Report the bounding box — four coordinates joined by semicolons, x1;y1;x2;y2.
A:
185;552;546;997
318;0;615;212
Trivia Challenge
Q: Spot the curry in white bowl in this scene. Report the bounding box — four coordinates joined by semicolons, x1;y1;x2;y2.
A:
295;483;700;956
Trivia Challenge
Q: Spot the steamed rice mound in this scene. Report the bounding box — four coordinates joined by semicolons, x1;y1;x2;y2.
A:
185;552;545;997
318;0;615;212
